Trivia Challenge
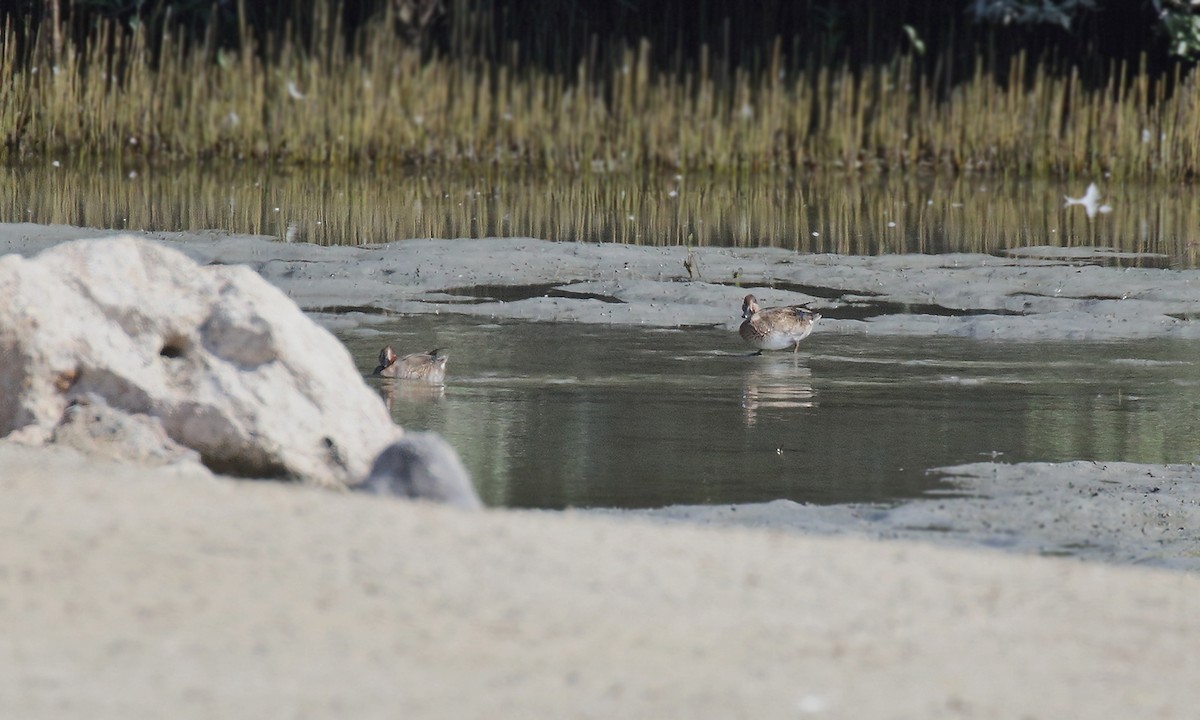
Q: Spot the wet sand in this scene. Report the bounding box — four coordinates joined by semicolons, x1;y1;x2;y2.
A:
3;223;1200;717
617;460;1200;571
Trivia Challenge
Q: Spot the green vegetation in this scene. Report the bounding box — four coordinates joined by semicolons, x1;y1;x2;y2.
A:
2;1;1199;179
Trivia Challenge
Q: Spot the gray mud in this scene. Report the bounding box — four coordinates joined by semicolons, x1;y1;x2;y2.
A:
614;461;1200;570
4;223;1200;340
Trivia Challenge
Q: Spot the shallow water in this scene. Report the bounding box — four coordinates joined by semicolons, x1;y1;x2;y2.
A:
342;315;1200;509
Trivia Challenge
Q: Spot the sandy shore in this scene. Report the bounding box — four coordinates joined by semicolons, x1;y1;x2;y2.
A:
4;442;1200;719
3;223;1200;717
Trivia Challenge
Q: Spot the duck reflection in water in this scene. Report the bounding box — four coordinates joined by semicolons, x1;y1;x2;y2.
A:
741;355;816;427
375;377;446;410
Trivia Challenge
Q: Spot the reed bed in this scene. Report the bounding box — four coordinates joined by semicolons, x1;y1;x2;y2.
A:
6;164;1198;266
2;7;1200;180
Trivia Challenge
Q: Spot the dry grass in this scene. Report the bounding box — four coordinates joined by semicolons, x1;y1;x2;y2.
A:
2;7;1200;179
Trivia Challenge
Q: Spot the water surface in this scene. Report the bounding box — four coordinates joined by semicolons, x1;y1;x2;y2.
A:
343;315;1200;509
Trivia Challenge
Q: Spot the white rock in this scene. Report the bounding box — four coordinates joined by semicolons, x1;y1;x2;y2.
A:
0;235;401;488
52;393;201;467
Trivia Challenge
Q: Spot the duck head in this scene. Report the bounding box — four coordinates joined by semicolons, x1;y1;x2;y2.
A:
373;345;398;375
741;294;760;320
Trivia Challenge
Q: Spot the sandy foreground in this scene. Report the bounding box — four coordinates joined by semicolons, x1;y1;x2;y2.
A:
3;443;1200;719
3;223;1200;717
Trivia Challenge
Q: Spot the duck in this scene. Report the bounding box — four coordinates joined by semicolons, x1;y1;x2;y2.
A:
373;345;448;383
738;294;820;353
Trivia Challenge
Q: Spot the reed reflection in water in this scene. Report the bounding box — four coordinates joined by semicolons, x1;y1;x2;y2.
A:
4;163;1200;265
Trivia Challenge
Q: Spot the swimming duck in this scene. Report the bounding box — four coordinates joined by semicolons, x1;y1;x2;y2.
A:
373;345;448;383
738;294;819;353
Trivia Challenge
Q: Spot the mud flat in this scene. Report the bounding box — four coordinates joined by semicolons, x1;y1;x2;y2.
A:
3;222;1200;340
2;223;1200;718
618;461;1200;571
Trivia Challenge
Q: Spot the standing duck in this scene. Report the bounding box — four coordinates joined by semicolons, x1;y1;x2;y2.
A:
373;345;448;383
738;294;819;353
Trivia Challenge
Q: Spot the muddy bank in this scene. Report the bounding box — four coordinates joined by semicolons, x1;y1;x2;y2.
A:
3;222;1200;340
613;461;1200;571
